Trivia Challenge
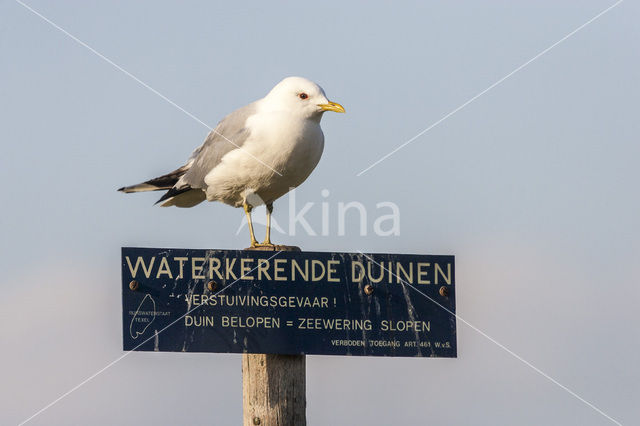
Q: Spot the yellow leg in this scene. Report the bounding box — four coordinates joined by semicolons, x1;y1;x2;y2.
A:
243;203;259;247
262;203;274;245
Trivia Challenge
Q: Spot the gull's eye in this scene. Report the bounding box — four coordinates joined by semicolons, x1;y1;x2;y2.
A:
298;93;308;100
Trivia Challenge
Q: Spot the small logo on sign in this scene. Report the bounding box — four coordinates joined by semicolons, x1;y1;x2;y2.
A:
130;294;156;339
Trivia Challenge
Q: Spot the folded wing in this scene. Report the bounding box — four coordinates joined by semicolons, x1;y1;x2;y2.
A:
118;102;257;208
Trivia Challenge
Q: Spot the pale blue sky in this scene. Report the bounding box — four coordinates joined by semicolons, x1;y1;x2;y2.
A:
1;1;638;425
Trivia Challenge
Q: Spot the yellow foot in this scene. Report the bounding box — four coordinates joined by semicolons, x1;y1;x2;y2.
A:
251;242;276;249
245;243;301;252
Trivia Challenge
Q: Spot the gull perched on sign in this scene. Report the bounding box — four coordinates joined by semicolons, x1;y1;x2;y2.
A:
119;76;345;248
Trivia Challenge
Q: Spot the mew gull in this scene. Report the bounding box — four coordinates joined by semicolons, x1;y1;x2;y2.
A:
118;76;345;248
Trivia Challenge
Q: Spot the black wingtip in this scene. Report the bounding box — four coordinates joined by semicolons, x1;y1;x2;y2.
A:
155;186;192;205
117;186;125;192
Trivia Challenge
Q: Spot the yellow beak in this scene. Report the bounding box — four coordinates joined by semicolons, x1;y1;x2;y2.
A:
318;101;346;113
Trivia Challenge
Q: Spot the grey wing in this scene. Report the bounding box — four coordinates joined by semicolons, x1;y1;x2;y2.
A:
180;102;257;189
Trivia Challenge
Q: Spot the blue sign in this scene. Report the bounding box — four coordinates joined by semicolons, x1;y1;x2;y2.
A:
122;247;456;357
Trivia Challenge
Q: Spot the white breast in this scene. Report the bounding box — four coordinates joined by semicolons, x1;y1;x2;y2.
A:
203;110;325;207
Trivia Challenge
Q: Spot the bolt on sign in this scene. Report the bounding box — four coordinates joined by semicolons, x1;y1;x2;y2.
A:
122;247;457;357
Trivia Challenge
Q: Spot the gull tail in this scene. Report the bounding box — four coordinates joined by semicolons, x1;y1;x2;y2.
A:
118;165;190;193
154;185;206;208
118;164;206;208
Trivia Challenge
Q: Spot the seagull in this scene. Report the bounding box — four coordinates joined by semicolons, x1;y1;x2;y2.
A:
118;76;345;248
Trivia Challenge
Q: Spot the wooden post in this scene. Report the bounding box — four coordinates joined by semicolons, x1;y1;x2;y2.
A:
243;245;305;426
242;354;306;426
